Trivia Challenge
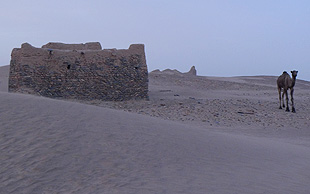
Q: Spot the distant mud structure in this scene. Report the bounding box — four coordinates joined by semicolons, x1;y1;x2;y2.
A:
9;42;148;101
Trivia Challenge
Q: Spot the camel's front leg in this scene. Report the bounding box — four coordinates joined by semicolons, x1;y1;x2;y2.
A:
285;89;290;112
282;90;285;108
291;88;295;113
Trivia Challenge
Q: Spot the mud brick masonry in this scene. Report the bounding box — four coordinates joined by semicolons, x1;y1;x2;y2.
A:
8;42;148;101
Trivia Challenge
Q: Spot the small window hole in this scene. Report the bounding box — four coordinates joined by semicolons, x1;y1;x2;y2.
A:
48;49;53;55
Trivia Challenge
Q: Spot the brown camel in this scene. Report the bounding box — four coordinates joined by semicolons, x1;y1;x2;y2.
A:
277;70;298;112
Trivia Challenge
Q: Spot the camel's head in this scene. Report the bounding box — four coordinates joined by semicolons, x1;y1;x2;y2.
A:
291;70;298;78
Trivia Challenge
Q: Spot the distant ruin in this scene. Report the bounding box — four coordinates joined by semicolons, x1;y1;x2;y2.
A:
9;42;148;101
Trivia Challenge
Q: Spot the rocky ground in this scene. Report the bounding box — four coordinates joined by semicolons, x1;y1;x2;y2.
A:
79;69;310;138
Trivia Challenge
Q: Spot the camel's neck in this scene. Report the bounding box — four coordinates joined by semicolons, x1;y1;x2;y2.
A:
291;76;296;88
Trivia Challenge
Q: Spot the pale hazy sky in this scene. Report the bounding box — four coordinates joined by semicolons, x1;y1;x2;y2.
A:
1;0;310;80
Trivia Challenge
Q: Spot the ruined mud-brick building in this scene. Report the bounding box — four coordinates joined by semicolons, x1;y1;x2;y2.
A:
9;42;148;101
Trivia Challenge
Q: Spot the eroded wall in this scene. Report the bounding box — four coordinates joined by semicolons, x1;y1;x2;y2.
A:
9;42;148;101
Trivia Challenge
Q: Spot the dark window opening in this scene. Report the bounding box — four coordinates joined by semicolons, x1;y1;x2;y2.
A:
48;49;53;55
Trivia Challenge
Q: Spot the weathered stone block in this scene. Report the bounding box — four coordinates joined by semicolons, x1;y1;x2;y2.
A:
42;42;102;50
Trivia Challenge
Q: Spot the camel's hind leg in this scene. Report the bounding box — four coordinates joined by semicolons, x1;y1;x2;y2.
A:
278;87;282;109
291;88;296;113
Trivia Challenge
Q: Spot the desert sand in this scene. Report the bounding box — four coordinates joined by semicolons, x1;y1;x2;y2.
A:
1;65;310;194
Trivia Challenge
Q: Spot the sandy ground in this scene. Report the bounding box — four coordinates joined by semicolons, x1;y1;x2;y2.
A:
1;65;310;193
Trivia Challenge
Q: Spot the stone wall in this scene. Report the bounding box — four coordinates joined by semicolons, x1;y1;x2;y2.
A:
9;42;148;101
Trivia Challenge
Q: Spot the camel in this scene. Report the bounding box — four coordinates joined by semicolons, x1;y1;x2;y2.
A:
277;70;298;112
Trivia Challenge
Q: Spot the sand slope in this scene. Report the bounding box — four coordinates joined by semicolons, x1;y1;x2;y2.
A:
0;65;9;92
1;92;310;194
1;66;310;193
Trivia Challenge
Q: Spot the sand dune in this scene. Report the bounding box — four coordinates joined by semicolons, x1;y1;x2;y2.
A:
0;65;9;92
1;66;310;193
